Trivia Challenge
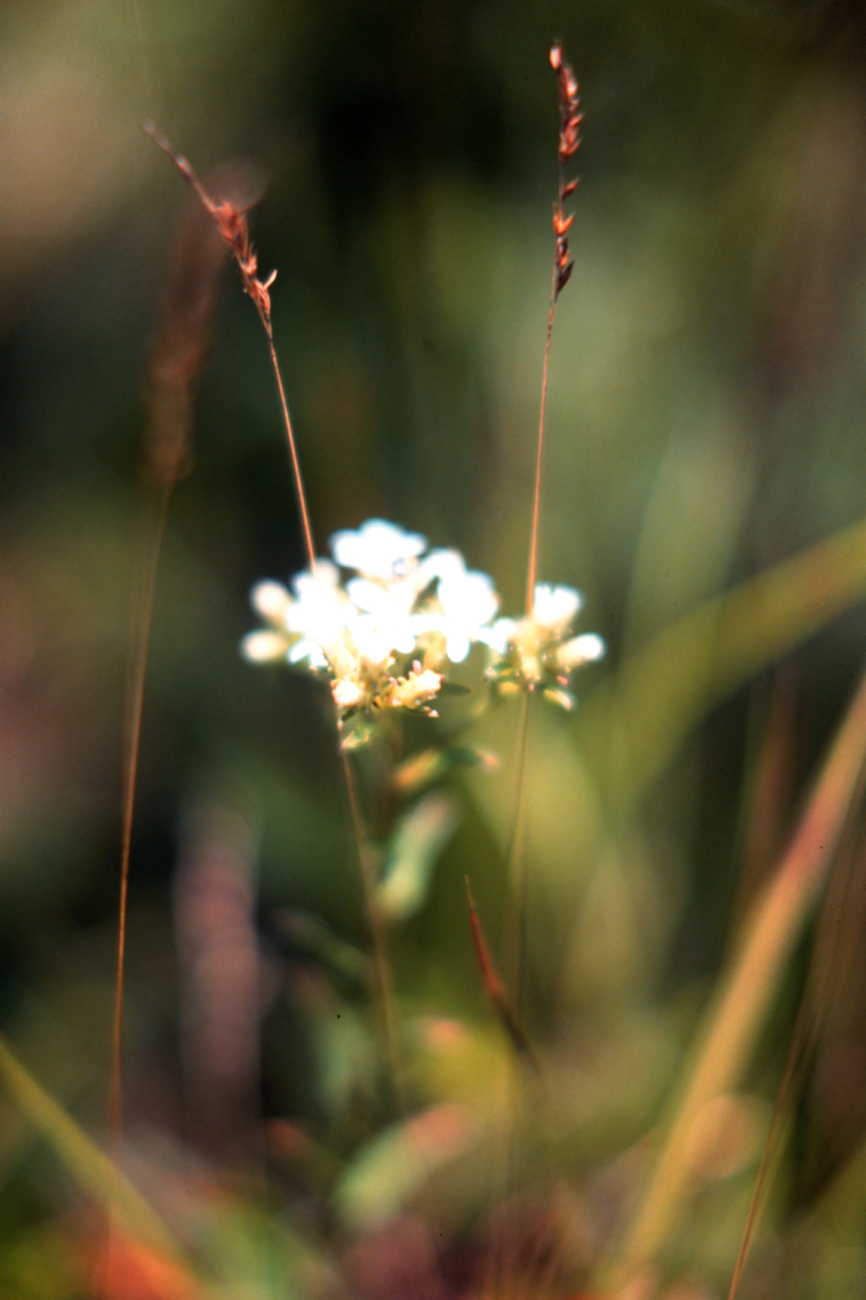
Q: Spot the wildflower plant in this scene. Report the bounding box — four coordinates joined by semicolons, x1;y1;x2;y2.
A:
487;582;606;710
238;496;605;1093
136;40;605;1147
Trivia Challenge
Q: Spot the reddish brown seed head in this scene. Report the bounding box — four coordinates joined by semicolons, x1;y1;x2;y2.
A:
548;42;582;299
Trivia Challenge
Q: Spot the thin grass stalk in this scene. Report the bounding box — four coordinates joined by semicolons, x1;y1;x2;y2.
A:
727;746;866;1298
579;510;866;825
506;42;582;1014
144;125;315;571
264;333;316;572
465;878;538;1300
110;198;225;1152
608;661;866;1295
145;127;403;1098
256;254;401;1105
504;690;531;1007
340;746;404;1111
486;57;583;1288
109;488;170;1152
467;878;538;1069
524;270;558;619
506;266;555;1012
0;1033;181;1262
738;668;799;906
725;1015;797;1300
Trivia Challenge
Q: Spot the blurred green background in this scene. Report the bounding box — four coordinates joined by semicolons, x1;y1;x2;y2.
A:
4;0;866;1294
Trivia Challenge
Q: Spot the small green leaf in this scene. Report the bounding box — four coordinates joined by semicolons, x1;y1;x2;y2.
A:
335;1104;477;1230
392;744;499;795
377;792;460;920
542;686;575;711
272;908;371;993
438;680;472;696
340;715;379;750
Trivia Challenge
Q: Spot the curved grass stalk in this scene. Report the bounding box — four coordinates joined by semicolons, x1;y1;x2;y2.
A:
109;488;169;1152
726;748;866;1298
579;509;866;822
0;1034;185;1266
110;198;226;1152
606;661;866;1295
147;128;401;1101
144;125;315;571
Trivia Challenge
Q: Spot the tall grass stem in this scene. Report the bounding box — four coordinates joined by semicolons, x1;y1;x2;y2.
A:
505;691;531;1008
525;274;558;618
610;661;866;1293
109;491;170;1151
340;747;404;1111
727;750;866;1298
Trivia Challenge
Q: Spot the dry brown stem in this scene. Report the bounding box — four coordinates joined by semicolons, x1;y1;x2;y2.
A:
109;191;226;1153
144;124;316;571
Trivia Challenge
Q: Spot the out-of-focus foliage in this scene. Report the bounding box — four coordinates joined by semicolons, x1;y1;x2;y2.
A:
5;0;866;1296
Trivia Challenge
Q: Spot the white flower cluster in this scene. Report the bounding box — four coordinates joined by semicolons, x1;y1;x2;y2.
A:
486;582;605;710
242;520;498;720
242;519;604;720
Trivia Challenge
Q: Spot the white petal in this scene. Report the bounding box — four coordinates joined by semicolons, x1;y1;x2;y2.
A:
346;576;393;614
445;631;471;664
575;632;605;661
291;559;340;597
532;583;583;632
482;618;516;655
333;679;366;710
331;519;427;578
251;580;292;622
288;638;327;668
352;618;396;668
241;631;289;663
420;548;465;583
392;626;418;655
557;632;606;669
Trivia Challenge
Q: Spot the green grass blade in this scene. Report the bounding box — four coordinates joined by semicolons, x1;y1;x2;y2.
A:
606;662;866;1291
580;512;866;816
0;1032;180;1259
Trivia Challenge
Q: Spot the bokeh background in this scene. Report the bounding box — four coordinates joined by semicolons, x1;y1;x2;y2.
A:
5;0;866;1295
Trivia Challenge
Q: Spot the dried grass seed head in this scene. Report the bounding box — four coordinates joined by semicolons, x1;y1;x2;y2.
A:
549;42;583;298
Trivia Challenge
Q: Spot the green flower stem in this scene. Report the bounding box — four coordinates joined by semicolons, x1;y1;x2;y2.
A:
340;744;405;1115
